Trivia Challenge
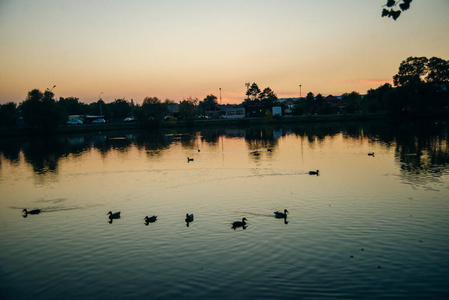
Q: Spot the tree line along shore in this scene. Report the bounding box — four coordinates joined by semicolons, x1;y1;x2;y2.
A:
1;56;448;137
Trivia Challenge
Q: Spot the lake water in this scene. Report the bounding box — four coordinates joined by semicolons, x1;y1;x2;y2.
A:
1;120;449;299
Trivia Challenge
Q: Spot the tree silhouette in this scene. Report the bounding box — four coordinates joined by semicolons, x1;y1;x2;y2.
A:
139;97;168;122
199;94;218;115
0;102;18;128
259;87;278;108
426;57;449;84
179;97;198;120
246;83;261;101
108;98;133;121
393;56;449;87
20;89;65;130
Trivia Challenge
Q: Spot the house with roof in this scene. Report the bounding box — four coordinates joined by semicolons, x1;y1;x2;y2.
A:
217;105;245;119
324;95;346;113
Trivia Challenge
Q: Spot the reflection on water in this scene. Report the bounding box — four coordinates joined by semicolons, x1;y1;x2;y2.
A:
1;119;449;299
1;120;449;182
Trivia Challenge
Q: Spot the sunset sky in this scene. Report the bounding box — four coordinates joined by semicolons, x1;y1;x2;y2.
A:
1;0;448;105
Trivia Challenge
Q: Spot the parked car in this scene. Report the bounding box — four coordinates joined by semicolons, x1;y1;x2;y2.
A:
67;118;83;125
124;117;135;122
92;118;106;124
164;116;176;121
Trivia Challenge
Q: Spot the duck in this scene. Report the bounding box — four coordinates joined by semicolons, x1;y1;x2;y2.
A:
144;215;157;223
232;217;247;228
22;209;41;215
185;213;194;222
107;211;121;219
309;170;320;175
187;157;194;162
274;209;289;218
368;152;375;156
267;148;273;152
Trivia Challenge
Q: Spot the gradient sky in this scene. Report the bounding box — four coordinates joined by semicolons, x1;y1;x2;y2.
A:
1;0;448;105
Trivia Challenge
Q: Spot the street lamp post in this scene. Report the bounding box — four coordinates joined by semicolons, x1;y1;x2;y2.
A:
99;92;103;116
299;85;302;98
219;88;222;104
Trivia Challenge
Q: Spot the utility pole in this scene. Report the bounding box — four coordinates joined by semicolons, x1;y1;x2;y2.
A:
299;85;302;98
99;92;103;116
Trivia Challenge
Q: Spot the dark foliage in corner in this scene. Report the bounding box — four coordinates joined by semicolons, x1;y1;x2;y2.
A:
382;0;412;20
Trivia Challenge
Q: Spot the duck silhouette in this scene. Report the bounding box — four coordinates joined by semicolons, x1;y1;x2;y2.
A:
144;215;157;224
22;209;41;218
107;211;121;219
232;217;248;229
185;213;194;222
187;157;194;162
185;213;194;227
309;170;319;175
22;209;41;215
274;209;289;218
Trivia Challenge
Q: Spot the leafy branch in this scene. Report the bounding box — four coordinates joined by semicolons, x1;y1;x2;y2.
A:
382;0;412;20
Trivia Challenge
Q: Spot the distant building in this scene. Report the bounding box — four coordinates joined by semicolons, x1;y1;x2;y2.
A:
272;106;282;116
278;99;296;115
324;95;347;113
222;106;245;119
167;103;179;115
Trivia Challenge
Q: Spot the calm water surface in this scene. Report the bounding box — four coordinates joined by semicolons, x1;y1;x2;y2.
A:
1;120;449;299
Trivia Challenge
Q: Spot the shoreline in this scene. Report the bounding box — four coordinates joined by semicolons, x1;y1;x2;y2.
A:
1;112;448;138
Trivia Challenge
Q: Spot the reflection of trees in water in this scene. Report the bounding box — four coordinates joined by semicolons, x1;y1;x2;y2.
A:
93;135;133;157
134;130;171;157
0;138;22;165
1;120;449;180
244;126;280;151
357;120;449;180
291;120;449;184
392;121;449;183
201;129;225;146
21;136;91;174
180;132;196;149
292;123;340;145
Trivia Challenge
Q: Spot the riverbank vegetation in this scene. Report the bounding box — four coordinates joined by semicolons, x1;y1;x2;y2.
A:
0;56;448;134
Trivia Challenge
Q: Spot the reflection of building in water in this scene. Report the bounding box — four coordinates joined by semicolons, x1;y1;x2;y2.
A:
67;137;85;147
223;129;246;138
222;127;284;141
273;128;283;140
2;120;449;186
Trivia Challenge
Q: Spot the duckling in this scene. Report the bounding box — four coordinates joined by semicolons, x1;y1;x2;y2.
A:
232;217;247;228
22;209;41;215
274;209;289;218
185;213;194;222
144;215;157;223
267;148;273;152
107;211;121;219
187;157;194;162
309;170;319;175
368;152;375;156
